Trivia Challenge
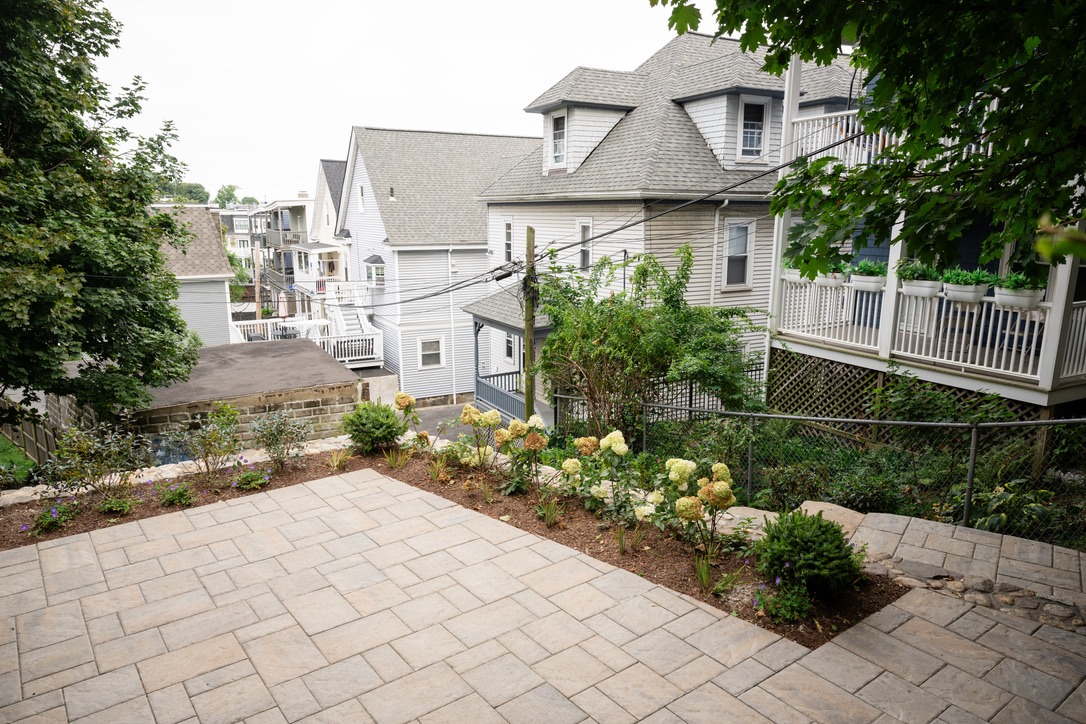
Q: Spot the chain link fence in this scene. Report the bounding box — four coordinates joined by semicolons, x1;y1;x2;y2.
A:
554;394;1086;551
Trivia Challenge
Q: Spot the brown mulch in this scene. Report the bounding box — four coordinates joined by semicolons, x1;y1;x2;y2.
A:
0;450;906;650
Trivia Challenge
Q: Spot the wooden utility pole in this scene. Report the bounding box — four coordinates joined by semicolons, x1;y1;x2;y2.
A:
523;226;536;418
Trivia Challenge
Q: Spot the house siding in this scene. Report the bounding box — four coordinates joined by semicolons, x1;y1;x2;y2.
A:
721;95;783;168
567;107;626;172
683;97;729;166
177;280;232;347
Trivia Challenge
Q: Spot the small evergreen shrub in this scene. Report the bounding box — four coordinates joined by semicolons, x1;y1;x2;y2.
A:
755;509;863;598
342;401;407;454
251;410;312;471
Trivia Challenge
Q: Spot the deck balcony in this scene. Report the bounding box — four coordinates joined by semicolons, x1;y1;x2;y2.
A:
265;230;305;249
774;272;1086;402
230;316;383;369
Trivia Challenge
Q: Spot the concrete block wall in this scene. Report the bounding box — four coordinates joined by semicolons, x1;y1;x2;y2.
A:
133;380;371;444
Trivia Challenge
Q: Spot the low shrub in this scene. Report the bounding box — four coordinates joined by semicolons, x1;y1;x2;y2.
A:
171;402;241;481
158;481;195;507
97;496;138;516
37;422;152;496
251;410;312;471
342;402;407;454
753;462;827;513
232;463;272;491
755;509;863;598
30;500;80;535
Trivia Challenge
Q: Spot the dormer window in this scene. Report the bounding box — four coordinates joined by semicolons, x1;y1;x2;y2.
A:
364;254;385;288
552;115;566;164
738;96;770;161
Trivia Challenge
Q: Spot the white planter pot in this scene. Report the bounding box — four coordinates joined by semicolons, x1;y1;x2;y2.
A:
900;279;943;298
993;287;1045;309
814;273;847;287
944;283;989;303
850;275;886;292
782;267;802;282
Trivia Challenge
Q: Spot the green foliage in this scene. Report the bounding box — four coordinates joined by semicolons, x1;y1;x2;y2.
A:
753;462;827;513
971;479;1054;536
96;495;137;515
655;0;1084;272
240;196;259;206
873;366;1014;427
327;448;352;471
693;554;713;590
214;185;239;209
534;492;563;528
382;447;413;469
941;267;996;286
172;402;241;481
996;272;1046;291
232;465;271;491
30;501;80;535
157;481;195;507
754;583;813;623
0;0;201;423
538;246;762;438
342;402;407;454
37;422;151;496
158;180;210;204
0;437;35;487
894;259;941;282
852;260;887;277
755;510;864;598
250;410;311;471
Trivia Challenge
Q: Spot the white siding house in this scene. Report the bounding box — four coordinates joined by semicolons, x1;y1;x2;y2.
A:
333;127;539;402
156;205;234;348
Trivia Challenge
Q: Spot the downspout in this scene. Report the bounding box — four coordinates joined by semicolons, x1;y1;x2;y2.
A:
710;200;729;304
449;249;457;404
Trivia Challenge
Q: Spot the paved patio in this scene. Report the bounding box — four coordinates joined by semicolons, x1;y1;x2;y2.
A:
0;470;1083;723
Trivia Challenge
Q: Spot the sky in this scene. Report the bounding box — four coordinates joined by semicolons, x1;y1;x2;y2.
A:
97;0;713;203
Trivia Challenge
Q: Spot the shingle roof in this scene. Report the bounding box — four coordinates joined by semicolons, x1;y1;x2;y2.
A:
320;159;347;215
481;34;854;202
461;288;550;334
525;67;645;113
353;128;540;246
159;206;233;279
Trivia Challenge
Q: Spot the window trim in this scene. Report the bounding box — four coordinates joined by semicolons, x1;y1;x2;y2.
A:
503;219;513;263
736;95;771;163
720;218;755;290
365;263;385;288
551;112;567;166
232;217;250;234
418;337;445;369
576;218;592;271
359;184;366;214
504;333;516;361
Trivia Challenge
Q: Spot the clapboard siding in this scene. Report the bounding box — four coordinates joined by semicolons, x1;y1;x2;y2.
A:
567;107;626;172
343;153;400;335
683;97;729;166
721;95;784;167
177;280;232;347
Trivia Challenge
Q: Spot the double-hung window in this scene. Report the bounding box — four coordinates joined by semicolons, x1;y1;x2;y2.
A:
552;115;566;165
577;220;591;271
505;333;516;360
504;221;513;262
419;338;444;368
366;264;385;288
738;96;769;160
232;217;249;234
722;221;753;288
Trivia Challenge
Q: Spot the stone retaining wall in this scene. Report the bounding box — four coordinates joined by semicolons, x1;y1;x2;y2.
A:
132;380;370;444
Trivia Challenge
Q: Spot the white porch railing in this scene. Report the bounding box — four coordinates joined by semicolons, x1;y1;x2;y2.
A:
892;295;1047;380
325;281;371;307
777;279;882;351
232;314;315;341
316;333;383;367
1059;301;1086;379
265;230;305;248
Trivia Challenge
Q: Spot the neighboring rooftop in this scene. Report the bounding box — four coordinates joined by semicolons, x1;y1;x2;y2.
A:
155;205;233;279
352;127;539;246
320;159;348;215
462;288;551;337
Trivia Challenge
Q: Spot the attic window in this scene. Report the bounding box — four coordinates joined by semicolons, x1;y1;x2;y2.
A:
738;96;770;160
552;115;566;164
389;187;395;201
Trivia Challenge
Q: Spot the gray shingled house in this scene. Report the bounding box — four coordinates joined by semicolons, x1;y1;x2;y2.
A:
467;33;853;417
331;128;539;403
157;204;234;347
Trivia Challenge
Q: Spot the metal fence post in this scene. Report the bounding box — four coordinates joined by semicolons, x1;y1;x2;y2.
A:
641;403;648;454
746;414;755;499
961;422;979;527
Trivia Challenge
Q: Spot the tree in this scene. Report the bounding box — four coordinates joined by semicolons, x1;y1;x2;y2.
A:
538;246;762;437
652;0;1086;275
157;180;209;204
214;184;239;209
0;0;200;422
240;196;259;206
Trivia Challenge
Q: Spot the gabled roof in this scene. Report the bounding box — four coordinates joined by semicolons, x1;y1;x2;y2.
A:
351;128;540;246
320;159;347;215
481;34;854;202
462;288;550;337
157;205;233;279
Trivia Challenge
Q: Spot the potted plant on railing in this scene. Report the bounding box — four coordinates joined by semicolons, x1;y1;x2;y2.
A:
814;260;850;287
781;256;806;282
896;259;942;297
850;259;888;292
942;267;997;303
993;272;1047;309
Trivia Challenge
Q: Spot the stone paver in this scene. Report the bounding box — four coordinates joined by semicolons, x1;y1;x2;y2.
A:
2;470;1083;722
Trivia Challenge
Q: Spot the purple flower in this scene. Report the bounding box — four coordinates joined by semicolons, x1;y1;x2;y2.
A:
50;507;57;518
20;525;28;532
263;475;270;481
784;561;790;568
759;583;765;590
775;576;781;585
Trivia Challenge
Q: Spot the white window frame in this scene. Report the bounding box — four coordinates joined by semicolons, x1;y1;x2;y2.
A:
418;337;445;369
358;184;366;213
504;333;516;361
232;217;250;234
576;219;592;271
736;95;771;163
366;264;385;288
551;113;567;165
720;219;755;290
237;238;250;249
504;219;513;262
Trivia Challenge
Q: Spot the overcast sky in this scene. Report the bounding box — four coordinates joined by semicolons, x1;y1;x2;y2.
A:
97;0;712;203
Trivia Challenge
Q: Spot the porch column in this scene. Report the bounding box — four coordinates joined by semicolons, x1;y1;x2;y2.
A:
1037;257;1079;389
877;213;906;358
473;322;482;400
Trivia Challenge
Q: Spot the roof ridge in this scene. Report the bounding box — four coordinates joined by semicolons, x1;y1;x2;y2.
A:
354;125;540;141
